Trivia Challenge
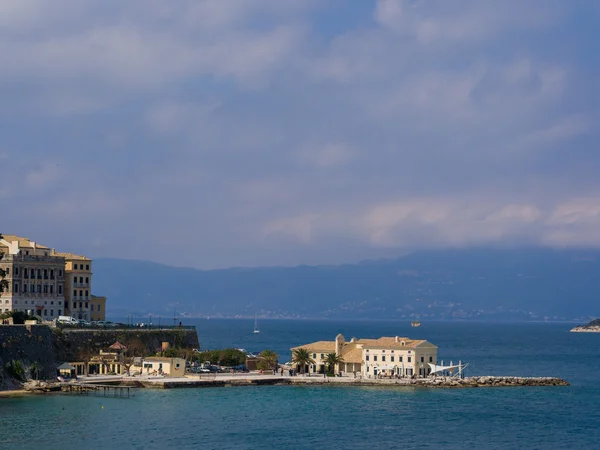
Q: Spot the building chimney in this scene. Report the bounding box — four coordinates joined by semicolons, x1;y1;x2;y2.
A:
395;336;399;343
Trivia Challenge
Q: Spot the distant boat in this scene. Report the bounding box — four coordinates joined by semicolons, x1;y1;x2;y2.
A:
411;321;421;327
253;314;260;334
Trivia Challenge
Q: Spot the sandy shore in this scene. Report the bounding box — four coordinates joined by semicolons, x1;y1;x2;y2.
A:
0;390;29;398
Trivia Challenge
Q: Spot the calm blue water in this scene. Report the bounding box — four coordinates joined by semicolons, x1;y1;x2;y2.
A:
1;320;599;449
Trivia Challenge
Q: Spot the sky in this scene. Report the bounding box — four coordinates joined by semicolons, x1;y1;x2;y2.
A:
1;0;600;269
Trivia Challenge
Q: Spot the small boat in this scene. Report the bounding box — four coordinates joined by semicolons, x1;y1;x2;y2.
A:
253;314;260;334
411;321;421;327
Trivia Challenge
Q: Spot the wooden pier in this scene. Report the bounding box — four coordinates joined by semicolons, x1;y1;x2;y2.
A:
62;383;134;398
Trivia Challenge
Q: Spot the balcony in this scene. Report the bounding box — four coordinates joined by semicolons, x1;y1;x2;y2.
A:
72;282;89;288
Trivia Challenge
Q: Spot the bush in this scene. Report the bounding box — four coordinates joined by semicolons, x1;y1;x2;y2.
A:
6;360;25;381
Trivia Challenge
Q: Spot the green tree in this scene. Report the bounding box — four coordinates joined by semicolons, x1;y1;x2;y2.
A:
257;350;278;371
292;348;315;375
324;353;344;375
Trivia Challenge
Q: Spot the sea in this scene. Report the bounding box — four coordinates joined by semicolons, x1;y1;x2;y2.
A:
1;319;599;449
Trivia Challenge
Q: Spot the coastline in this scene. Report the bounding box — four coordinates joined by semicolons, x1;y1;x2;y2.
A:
570;326;600;332
0;390;29;398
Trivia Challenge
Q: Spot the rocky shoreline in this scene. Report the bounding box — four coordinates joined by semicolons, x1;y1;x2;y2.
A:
138;375;569;389
570;318;600;332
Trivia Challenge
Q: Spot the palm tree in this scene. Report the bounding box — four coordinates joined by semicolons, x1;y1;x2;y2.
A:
258;350;278;371
292;348;315;375
324;353;344;375
0;233;7;294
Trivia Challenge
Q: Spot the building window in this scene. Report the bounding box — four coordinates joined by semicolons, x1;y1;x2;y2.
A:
85;302;88;308
429;356;433;363
399;356;403;362
98;305;101;312
44;269;48;279
44;310;47;316
382;356;386;362
50;310;54;316
5;268;9;275
58;301;62;305
50;286;54;294
91;305;94;311
74;264;78;270
421;357;424;363
85;277;89;283
58;286;62;294
374;356;378;362
30;285;35;293
58;310;62;315
79;302;82;308
73;302;76;309
366;355;369;361
50;301;54;305
79;290;82;297
24;268;28;278
85;290;88;298
408;357;412;363
14;283;18;292
37;285;41;293
59;270;63;277
79;276;83;283
43;285;48;294
37;269;42;279
50;269;54;279
73;290;76;298
391;356;395;362
312;354;316;358
15;267;19;276
86;265;89;270
23;284;27;293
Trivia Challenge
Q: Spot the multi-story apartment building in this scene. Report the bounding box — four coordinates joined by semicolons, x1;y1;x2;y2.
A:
0;235;108;322
58;253;93;321
0;235;67;320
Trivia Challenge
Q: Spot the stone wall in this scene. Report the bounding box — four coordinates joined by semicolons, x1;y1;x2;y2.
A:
0;325;56;389
0;326;199;389
52;328;200;362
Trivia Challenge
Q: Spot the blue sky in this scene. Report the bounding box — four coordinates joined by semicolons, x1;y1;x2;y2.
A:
1;0;599;268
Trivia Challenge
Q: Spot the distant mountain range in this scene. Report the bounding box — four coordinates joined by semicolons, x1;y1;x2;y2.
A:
93;248;600;321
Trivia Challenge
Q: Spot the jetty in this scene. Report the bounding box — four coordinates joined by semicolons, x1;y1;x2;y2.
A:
62;383;134;398
132;374;569;389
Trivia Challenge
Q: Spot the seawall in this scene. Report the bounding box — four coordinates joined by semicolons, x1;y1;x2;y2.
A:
52;328;200;362
0;326;199;390
0;325;56;390
135;375;569;389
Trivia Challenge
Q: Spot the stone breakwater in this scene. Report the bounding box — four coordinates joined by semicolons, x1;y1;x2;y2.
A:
130;375;569;389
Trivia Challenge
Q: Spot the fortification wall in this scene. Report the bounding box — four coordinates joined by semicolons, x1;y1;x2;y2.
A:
52;328;200;362
0;326;199;388
0;325;56;389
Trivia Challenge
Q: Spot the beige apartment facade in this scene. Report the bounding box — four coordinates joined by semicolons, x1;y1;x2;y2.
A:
0;235;67;320
0;235;107;321
292;334;438;378
59;253;93;321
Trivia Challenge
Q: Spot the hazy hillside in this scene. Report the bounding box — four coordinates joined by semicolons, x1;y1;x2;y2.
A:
93;248;600;321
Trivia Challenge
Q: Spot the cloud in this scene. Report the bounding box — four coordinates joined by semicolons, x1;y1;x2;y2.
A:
1;1;599;268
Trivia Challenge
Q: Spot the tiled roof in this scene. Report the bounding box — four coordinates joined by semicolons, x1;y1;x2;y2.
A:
55;252;89;260
291;341;336;352
109;341;127;350
341;347;363;363
0;235;50;249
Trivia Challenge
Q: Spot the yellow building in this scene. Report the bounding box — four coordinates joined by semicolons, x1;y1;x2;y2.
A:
90;296;106;321
0;234;108;321
142;357;186;377
57;252;93;321
291;334;438;378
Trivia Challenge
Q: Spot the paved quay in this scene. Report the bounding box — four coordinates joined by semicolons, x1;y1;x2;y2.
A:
75;373;569;389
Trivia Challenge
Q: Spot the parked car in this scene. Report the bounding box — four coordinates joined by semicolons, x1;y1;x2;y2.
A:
56;316;78;325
